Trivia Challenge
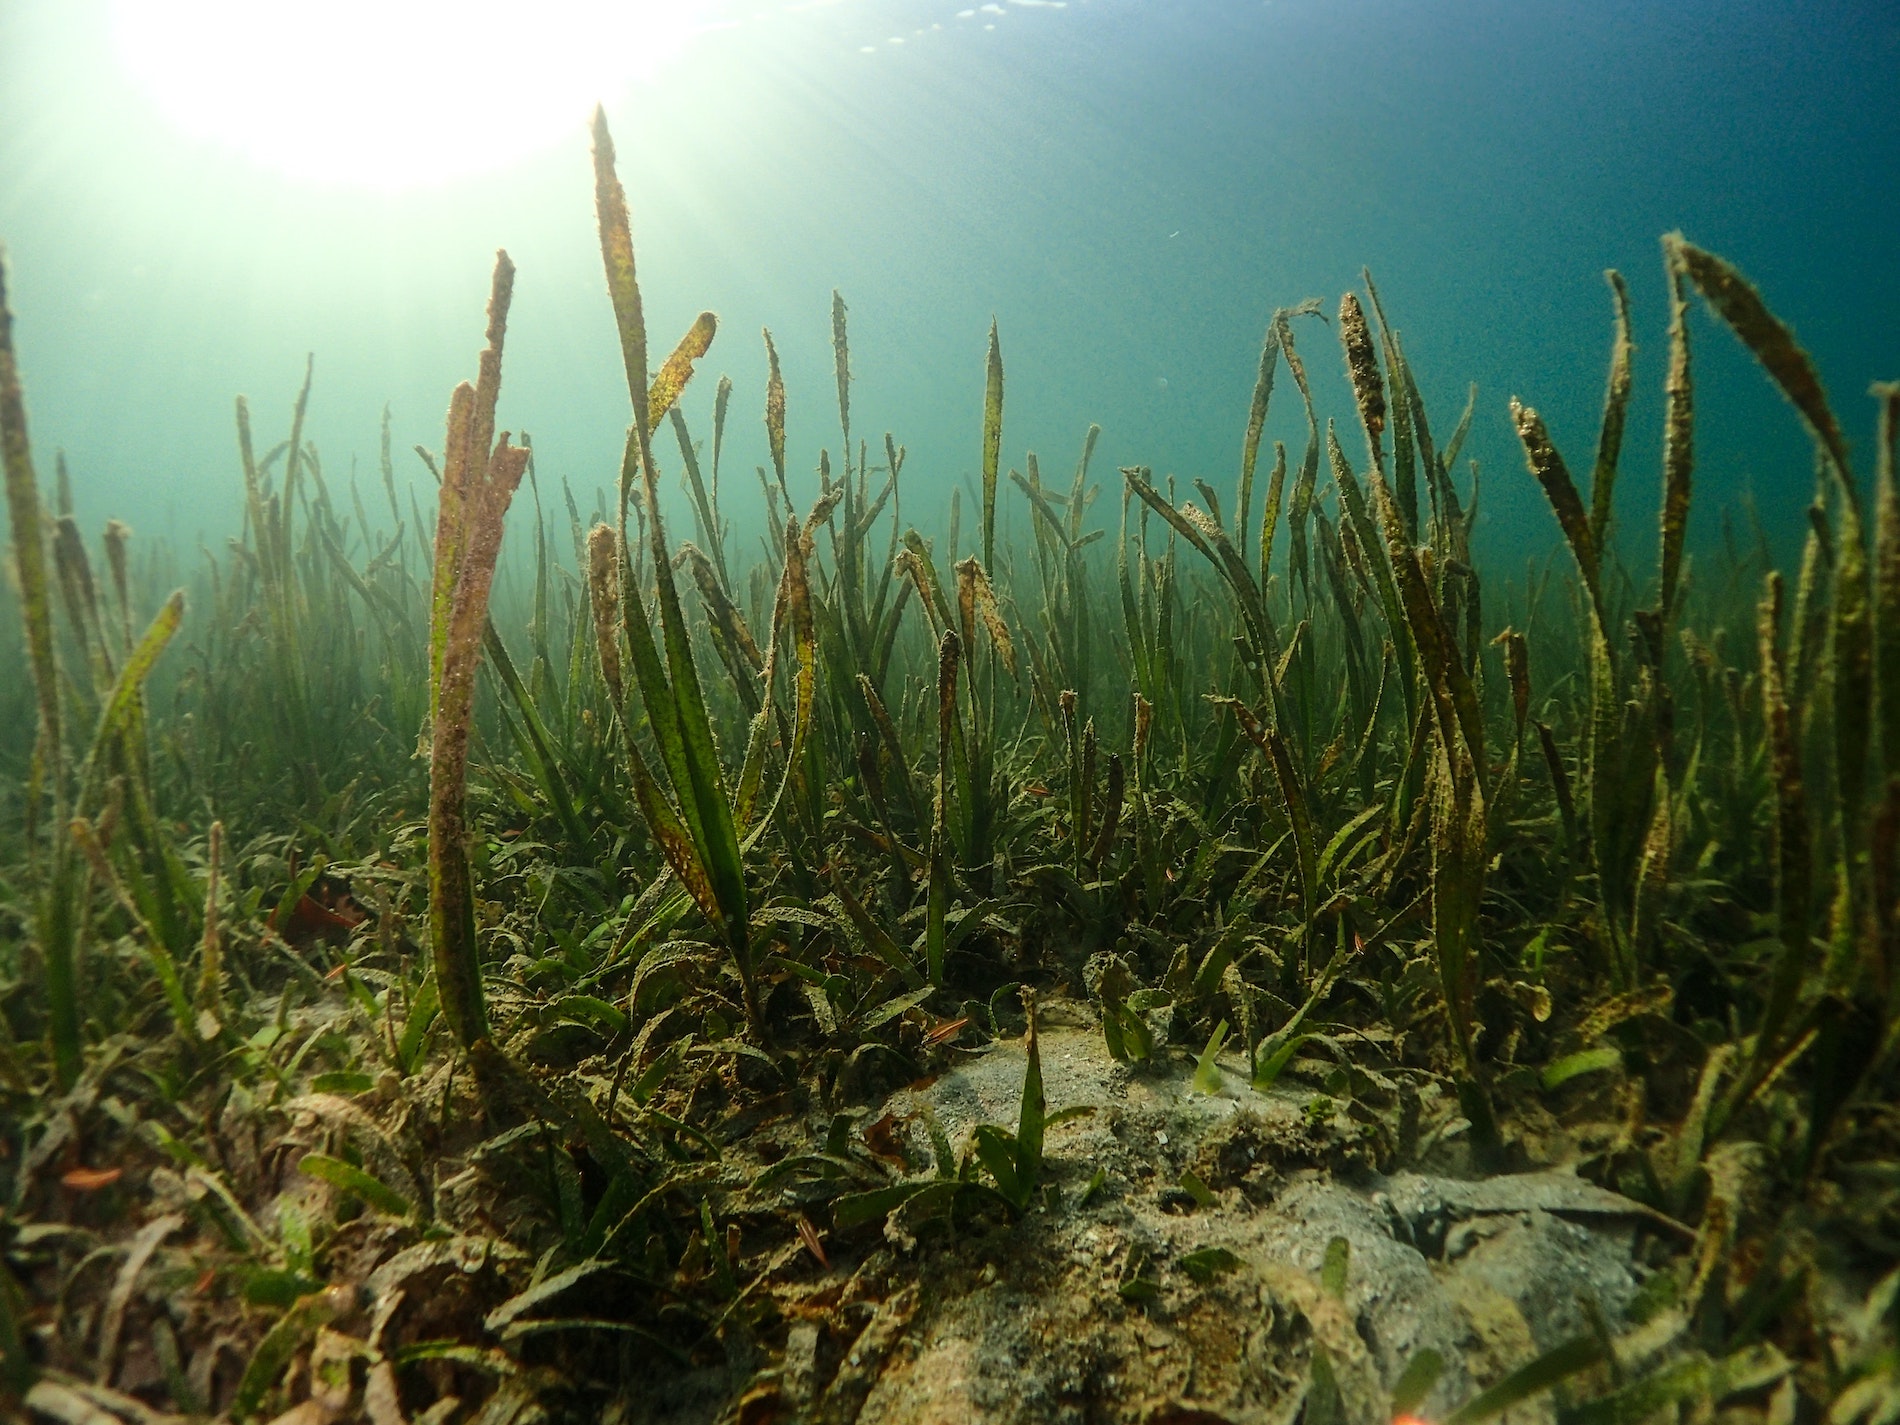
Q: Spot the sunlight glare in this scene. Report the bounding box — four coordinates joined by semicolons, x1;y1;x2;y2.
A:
110;1;708;189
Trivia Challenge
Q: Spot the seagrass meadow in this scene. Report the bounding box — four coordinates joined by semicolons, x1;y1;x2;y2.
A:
3;109;1900;1425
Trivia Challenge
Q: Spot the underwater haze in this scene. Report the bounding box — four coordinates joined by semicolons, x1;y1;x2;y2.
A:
3;0;1896;563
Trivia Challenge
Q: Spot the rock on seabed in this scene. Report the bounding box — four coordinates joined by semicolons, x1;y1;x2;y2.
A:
841;1017;1658;1425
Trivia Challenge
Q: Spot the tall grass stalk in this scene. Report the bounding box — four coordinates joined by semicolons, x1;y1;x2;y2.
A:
427;251;531;1049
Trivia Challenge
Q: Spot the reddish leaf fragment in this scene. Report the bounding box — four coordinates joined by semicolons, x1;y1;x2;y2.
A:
925;1017;970;1048
60;1166;122;1191
795;1213;830;1271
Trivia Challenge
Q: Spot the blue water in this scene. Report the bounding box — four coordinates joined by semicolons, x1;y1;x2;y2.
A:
2;0;1896;568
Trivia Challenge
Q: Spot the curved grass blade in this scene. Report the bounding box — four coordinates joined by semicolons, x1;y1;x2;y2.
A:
928;630;960;986
75;590;184;809
1258;441;1288;593
1239;325;1282;563
1669;236;1871;828
1590;270;1634;548
1391;1349;1444;1417
739;512;819;846
197;820;224;1031
1512;398;1622;936
648;312;717;434
1014;990;1046;1200
712;372;733;500
230;1287;351;1421
1442;1335;1602;1425
1750;571;1812;1080
298;1153;412;1217
833;289;851;450
1219;698;1317;920
1877;383;1900;774
1670;234;1854;495
1338;292;1386;473
591;109;652;440
1658;245;1694;621
1329;426;1417;720
982;319;1003;569
764;328;788;493
0;253;63;821
1511;401;1601;617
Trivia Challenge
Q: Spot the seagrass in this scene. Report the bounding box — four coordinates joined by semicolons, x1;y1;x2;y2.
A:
1;254;62;821
5;114;1900;1424
426;252;531;1048
982;320;1003;573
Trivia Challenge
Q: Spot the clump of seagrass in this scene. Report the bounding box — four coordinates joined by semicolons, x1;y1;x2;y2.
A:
4;252;189;1090
591;105;826;1043
0;260;60;841
0;251;76;1085
428;250;531;1049
1511;233;1900;1186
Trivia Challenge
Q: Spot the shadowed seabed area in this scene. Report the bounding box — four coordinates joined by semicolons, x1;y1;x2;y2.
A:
2;2;1900;1422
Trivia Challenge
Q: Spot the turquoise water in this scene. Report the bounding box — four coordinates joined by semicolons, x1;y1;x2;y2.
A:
1;0;1895;566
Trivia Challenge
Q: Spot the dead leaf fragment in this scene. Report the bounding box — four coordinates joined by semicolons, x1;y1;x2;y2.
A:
61;1166;123;1192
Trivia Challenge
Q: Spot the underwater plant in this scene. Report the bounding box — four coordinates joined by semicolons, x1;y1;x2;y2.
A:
588;108;809;1042
3;256;192;1090
425;251;531;1050
2;120;1899;1425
